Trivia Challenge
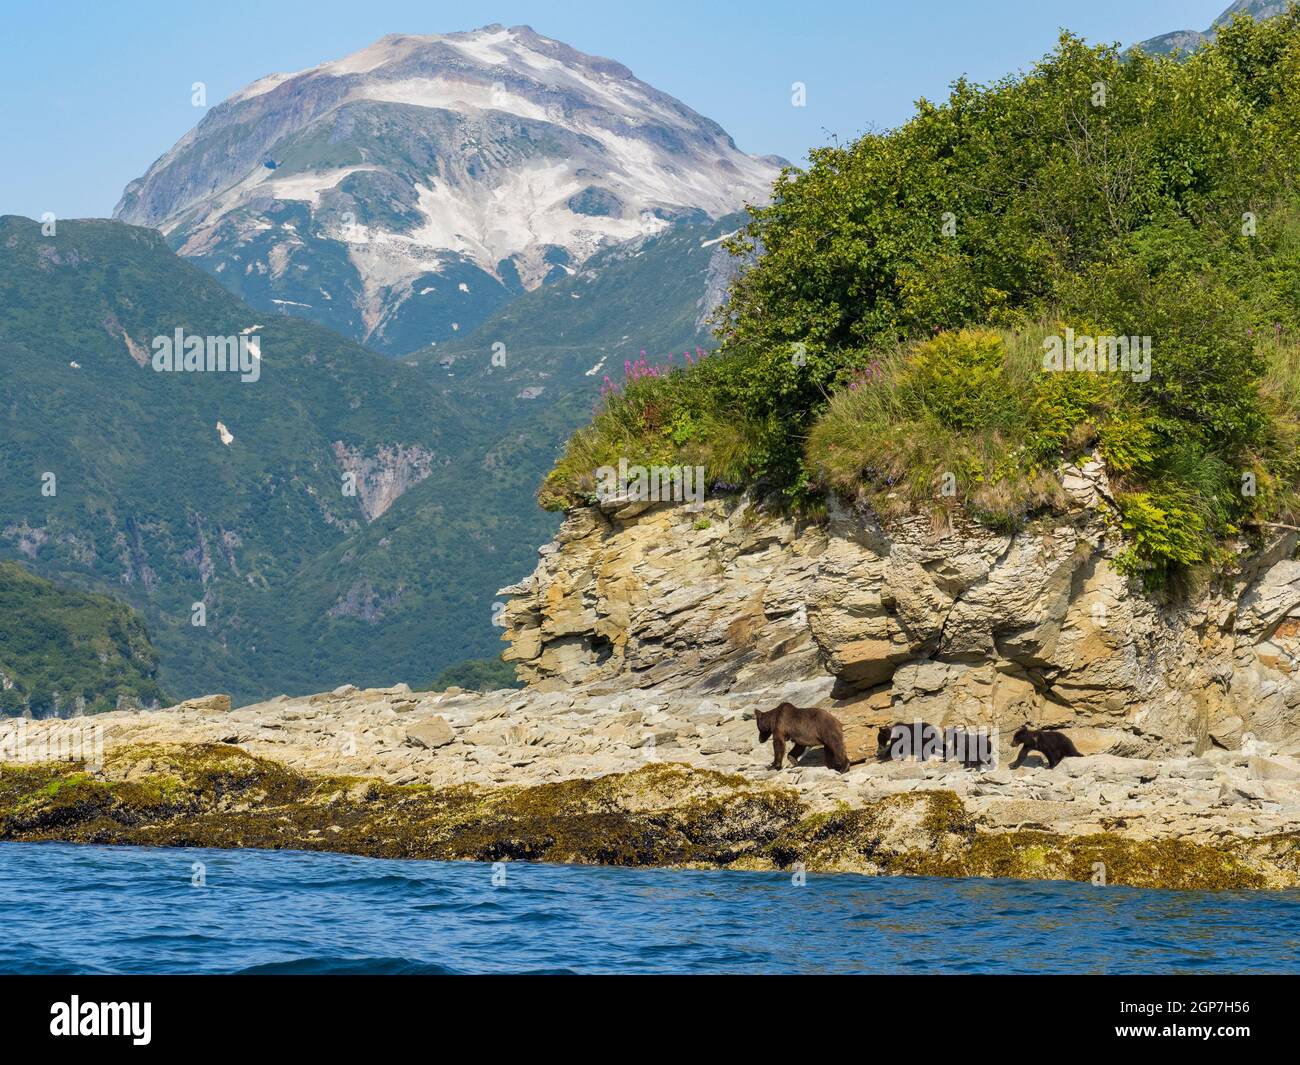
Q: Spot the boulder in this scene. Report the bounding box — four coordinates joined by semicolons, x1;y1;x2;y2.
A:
178;694;231;714
1250;755;1300;782
404;717;455;750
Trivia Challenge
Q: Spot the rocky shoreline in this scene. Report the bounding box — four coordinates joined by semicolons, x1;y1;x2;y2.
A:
6;489;1300;890
3;683;1298;889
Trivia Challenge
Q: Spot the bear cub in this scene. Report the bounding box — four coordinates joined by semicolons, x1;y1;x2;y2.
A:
1009;725;1082;769
876;722;992;768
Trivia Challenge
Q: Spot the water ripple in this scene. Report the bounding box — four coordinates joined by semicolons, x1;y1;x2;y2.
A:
1;841;1297;974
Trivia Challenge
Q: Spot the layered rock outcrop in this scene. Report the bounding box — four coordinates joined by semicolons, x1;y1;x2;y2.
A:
500;462;1300;760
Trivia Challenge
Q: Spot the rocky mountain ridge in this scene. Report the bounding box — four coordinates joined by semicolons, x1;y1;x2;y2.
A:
1137;1;1290;55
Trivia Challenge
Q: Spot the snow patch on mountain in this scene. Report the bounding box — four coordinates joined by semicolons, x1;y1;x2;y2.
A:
114;24;782;353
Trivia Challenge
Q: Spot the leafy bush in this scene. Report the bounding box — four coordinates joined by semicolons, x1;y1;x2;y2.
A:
540;350;768;509
544;9;1300;581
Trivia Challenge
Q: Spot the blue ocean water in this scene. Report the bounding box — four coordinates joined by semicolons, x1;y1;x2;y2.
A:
0;841;1296;974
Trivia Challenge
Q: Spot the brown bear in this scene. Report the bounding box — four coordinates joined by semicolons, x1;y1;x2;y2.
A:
755;702;849;773
1009;725;1082;769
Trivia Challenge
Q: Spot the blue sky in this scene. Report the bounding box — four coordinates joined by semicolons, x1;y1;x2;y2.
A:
1;0;1228;220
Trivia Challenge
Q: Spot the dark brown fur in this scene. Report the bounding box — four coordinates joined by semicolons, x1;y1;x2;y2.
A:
876;721;941;761
877;722;994;768
756;702;849;773
1009;725;1082;769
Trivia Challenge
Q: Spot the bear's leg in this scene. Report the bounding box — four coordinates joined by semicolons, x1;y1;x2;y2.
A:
769;736;786;770
788;743;807;766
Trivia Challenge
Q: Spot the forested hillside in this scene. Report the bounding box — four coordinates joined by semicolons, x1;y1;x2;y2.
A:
0;218;531;701
0;562;167;716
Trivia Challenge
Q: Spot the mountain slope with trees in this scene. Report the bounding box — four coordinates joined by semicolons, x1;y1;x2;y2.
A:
0;561;167;716
0;216;543;702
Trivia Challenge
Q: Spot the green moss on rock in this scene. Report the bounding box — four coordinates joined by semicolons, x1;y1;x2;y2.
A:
1;745;1295;890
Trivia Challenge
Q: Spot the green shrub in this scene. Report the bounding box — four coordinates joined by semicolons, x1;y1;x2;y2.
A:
544;10;1300;580
808;326;1102;527
540;350;768;510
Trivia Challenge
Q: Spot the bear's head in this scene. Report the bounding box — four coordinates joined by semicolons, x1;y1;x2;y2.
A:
876;726;892;753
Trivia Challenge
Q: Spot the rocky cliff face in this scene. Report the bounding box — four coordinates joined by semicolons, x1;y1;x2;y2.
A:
500;461;1300;761
10;463;1300;888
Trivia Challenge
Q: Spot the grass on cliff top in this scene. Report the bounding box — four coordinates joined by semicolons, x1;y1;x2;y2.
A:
542;13;1300;583
542;323;1300;584
811;326;1300;578
538;348;767;510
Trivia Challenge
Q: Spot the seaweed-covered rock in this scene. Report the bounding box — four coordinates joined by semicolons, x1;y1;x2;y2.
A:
3;744;1297;890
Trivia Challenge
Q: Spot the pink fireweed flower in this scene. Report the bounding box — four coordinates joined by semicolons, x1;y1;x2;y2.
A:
846;359;885;393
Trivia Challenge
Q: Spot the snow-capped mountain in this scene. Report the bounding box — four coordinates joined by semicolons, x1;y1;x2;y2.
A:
114;25;783;353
